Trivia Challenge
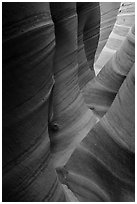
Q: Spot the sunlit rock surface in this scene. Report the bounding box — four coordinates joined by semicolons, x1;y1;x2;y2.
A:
95;2;135;74
95;2;120;63
3;2;135;202
83;24;135;117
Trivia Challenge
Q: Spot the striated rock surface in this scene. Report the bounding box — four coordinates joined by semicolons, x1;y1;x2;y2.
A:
95;2;135;74
62;65;135;201
2;3;66;201
83;24;135;117
3;2;135;202
49;3;97;168
95;2;120;64
77;3;100;89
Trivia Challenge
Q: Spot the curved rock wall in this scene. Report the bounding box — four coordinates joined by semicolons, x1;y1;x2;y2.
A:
49;3;97;167
63;65;135;201
2;3;66;201
2;2;135;202
83;24;135;117
95;2;120;62
95;2;135;74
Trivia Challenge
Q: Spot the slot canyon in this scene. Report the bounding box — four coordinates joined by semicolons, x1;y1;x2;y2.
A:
2;2;135;202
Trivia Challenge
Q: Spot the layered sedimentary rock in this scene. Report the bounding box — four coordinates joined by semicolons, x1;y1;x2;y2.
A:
49;3;97;168
95;2;135;74
2;3;66;201
3;2;135;202
60;65;135;202
95;2;120;64
83;24;135;117
77;2;100;90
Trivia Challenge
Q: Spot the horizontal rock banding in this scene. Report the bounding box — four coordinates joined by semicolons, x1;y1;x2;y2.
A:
63;65;135;201
95;2;135;74
3;2;135;202
77;3;100;90
83;24;135;117
3;3;66;201
49;3;97;167
95;2;120;64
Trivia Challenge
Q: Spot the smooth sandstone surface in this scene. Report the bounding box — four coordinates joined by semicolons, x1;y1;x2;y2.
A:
49;3;97;168
3;2;135;202
77;3;100;89
83;24;135;117
95;2;120;63
3;3;66;201
62;66;135;201
95;2;135;74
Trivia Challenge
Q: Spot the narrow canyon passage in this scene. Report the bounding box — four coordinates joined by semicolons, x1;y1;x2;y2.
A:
2;2;135;202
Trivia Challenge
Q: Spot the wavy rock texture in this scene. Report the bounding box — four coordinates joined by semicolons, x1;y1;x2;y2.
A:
95;2;135;74
3;2;135;202
95;2;120;63
83;24;135;117
77;3;100;90
79;2;120;104
49;3;97;168
62;65;135;202
2;3;66;202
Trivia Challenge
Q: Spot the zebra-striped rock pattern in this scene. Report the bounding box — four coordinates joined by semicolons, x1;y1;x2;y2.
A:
83;24;135;117
49;3;97;168
95;2;120;63
3;3;66;201
3;2;135;202
62;65;135;201
77;3;100;89
95;2;135;74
